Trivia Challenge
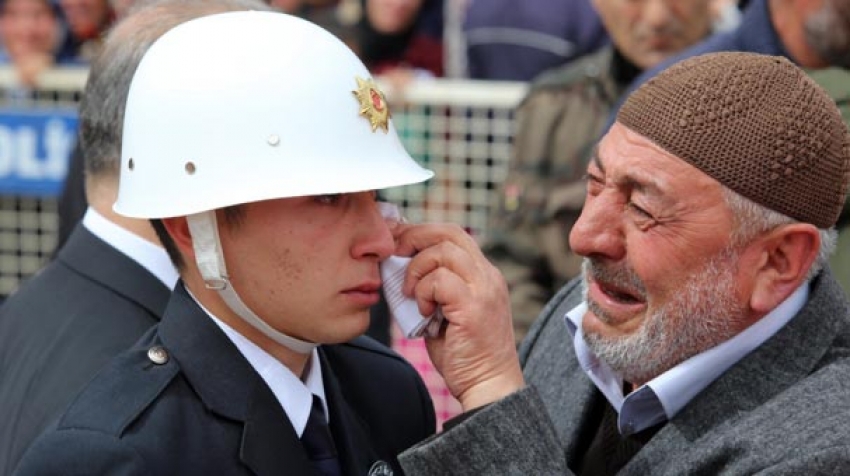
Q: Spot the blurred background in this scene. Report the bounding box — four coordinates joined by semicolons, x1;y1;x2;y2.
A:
0;0;523;297
0;0;806;301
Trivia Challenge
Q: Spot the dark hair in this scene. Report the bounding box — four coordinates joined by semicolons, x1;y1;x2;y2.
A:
151;205;246;272
80;0;272;183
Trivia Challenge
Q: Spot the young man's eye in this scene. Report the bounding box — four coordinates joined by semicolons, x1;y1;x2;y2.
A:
315;194;342;205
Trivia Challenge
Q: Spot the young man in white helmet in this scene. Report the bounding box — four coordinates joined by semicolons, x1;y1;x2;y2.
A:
15;11;435;476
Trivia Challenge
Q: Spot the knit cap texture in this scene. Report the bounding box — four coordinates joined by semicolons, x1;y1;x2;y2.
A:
617;52;850;228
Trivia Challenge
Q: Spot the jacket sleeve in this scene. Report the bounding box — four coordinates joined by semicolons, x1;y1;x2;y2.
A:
13;429;149;476
397;386;573;476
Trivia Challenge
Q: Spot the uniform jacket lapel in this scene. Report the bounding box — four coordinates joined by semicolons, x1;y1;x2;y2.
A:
320;347;385;475
158;283;316;476
240;377;315;476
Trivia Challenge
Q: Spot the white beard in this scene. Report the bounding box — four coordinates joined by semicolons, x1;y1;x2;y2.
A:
581;246;748;385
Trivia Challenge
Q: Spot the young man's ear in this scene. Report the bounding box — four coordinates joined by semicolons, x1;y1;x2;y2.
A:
749;223;819;314
161;216;195;262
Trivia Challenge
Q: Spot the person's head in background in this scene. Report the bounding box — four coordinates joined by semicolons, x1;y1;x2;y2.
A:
358;0;443;83
60;0;111;38
266;0;302;13
81;0;273;243
0;0;62;86
798;0;850;68
593;0;714;69
57;0;112;60
366;0;421;34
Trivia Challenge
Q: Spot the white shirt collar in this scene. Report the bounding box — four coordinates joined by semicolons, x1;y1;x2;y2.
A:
82;207;178;290
564;283;808;435
191;292;328;437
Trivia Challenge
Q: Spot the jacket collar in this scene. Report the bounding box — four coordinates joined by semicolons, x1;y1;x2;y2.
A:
58;223;170;319
535;269;850;470
629;268;850;469
321;349;389;475
158;283;388;475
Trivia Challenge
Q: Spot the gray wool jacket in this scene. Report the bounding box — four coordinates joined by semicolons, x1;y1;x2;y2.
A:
399;269;850;475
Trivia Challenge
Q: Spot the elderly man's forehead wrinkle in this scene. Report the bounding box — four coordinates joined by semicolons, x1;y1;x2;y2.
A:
590;148;605;174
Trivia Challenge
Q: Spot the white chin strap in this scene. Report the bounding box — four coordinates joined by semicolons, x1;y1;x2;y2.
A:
187;211;318;354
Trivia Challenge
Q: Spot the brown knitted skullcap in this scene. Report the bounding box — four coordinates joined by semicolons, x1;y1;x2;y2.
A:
617;52;850;228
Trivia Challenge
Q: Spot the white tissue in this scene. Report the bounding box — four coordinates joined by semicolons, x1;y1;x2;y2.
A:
380;255;444;338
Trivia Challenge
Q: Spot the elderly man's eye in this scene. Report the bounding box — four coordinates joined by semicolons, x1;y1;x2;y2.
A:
583;173;604;195
626;201;654;220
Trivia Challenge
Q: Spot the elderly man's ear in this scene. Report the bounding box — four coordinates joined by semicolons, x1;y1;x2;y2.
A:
748;224;820;314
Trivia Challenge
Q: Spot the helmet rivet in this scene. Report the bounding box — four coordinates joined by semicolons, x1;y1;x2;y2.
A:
185;161;196;174
267;134;280;146
128;158;134;171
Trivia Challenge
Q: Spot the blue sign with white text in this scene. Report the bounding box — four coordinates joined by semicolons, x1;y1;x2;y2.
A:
0;108;78;196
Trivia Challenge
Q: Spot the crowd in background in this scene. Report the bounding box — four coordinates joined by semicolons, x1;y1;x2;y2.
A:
0;0;447;88
0;0;751;87
1;0;849;442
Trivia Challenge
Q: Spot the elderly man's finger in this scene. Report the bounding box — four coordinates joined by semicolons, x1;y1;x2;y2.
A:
410;267;466;318
401;239;481;297
392;222;480;257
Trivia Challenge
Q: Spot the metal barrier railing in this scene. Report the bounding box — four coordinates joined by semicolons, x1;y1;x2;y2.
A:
0;66;528;296
382;79;527;236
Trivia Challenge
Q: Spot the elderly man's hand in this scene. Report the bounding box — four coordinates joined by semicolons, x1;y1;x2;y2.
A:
392;223;525;411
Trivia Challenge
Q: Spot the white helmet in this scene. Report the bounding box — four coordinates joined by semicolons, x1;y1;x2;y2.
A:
114;11;433;355
114;10;432;218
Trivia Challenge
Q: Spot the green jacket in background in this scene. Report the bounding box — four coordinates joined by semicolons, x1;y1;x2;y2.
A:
810;67;850;294
482;46;629;341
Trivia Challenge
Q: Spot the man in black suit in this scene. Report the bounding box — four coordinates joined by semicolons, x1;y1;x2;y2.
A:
15;9;436;476
0;1;279;474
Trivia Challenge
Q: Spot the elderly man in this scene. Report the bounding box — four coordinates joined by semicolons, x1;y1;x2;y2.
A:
483;0;716;342
609;0;850;293
396;52;850;474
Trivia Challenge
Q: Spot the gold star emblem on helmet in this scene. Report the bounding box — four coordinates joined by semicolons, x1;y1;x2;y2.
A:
352;76;391;133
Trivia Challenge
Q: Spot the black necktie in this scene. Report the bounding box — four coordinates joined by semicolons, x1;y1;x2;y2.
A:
301;395;343;476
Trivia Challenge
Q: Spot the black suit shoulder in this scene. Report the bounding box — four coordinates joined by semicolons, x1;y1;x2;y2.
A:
0;227;170;475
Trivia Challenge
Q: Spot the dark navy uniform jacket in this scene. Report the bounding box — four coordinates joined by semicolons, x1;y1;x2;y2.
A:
0;224;170;475
14;283;436;476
